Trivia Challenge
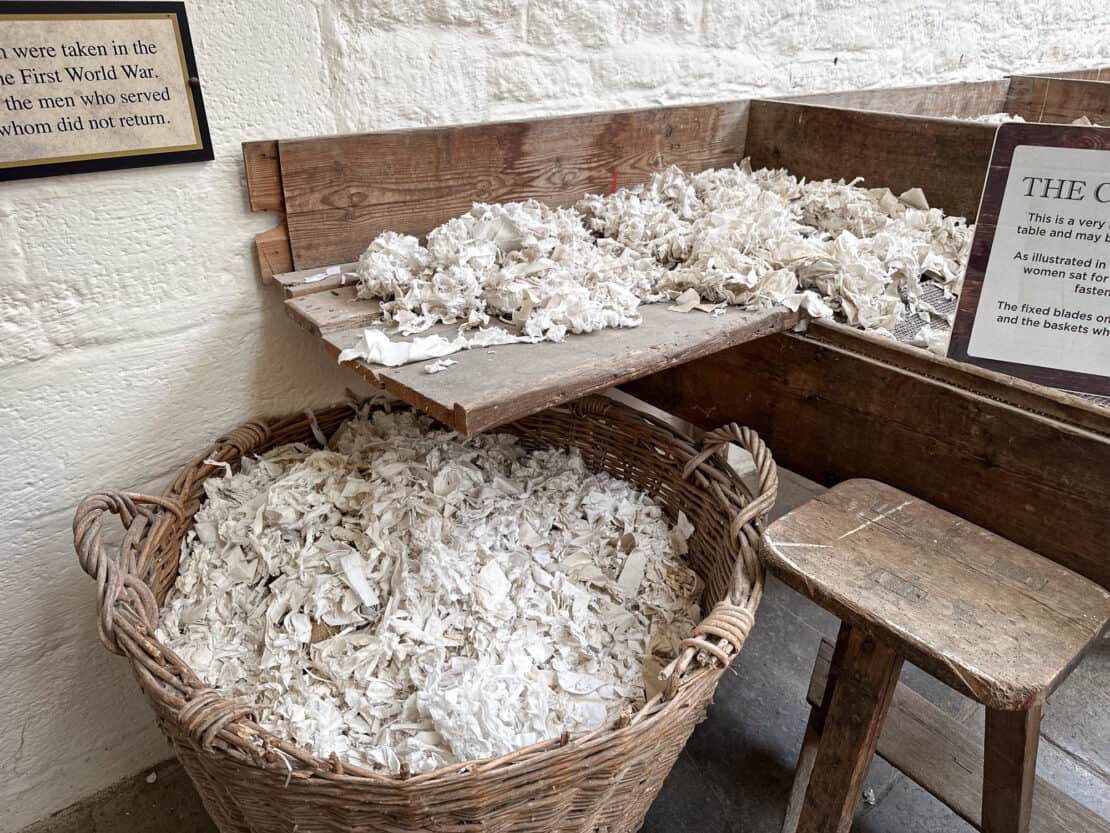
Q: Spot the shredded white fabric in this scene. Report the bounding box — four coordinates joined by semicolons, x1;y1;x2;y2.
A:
357;201;664;342
960;112;1027;124
347;160;973;365
913;325;952;356
424;358;457;375
961;113;1101;127
668;287;725;314
337;329;466;367
158;408;702;774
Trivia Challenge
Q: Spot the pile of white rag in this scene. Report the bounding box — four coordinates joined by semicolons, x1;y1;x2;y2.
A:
339;160;972;365
159;406;702;774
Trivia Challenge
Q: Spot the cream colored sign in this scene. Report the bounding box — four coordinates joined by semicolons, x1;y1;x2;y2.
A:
0;13;201;168
966;144;1110;377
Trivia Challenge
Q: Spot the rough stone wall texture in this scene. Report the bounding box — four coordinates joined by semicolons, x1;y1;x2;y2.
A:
1;0;1107;828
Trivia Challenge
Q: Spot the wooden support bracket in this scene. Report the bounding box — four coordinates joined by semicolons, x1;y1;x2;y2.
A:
243;139;291;283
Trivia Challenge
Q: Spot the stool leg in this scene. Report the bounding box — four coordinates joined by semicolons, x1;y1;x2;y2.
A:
982;706;1041;833
783;623;854;833
795;627;903;833
782;714;822;833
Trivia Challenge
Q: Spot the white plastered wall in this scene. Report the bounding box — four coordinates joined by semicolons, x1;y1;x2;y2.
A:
2;1;1107;828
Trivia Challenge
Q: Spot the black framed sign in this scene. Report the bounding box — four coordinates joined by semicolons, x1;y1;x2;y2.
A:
0;1;212;180
948;123;1110;396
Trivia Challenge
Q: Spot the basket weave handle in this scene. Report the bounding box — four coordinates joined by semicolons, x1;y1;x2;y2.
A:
74;492;270;757
73;491;183;654
665;423;777;699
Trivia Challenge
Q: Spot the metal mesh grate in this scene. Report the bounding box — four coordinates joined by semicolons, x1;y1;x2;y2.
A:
891;282;956;345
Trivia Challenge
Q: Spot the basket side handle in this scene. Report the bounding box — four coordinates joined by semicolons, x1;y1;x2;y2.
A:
73;491;184;655
665;423;778;698
683;422;777;601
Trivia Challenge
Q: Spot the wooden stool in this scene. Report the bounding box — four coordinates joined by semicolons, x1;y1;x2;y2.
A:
761;479;1110;833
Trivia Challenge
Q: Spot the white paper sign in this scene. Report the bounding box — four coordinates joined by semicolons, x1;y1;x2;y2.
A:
967;145;1110;374
950;124;1110;395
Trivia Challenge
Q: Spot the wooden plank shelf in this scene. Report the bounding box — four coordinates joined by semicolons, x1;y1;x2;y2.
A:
276;262;795;435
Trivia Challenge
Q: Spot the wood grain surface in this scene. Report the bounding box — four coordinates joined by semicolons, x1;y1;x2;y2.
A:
274;261;359;298
243;140;284;212
273;261;794;434
783;625;853;833
805;321;1110;437
795;626;903;833
1041;68;1110;82
762;479;1110;708
623;332;1110;589
1004;76;1110;125
745;100;996;220
277;102;750;269
254;223;293;283
781;716;822;833
806;639;1110;833
789;79;1009;119
286;284;377;334
983;706;1042;833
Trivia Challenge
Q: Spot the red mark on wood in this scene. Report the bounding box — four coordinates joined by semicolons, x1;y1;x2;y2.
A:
611;170;618;194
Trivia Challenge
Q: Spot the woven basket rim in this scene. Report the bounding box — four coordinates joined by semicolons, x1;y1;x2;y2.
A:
74;395;776;788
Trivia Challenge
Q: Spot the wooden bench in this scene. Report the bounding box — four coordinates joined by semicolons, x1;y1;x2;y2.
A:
761;479;1110;833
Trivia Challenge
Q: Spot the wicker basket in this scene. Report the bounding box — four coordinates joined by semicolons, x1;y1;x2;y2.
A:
73;396;777;833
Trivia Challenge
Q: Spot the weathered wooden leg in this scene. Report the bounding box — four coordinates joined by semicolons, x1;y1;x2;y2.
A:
782;714;822;833
795;627;904;833
783;624;854;833
982;706;1041;833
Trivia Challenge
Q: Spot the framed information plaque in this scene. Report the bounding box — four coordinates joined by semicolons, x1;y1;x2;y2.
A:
949;123;1110;396
0;1;212;180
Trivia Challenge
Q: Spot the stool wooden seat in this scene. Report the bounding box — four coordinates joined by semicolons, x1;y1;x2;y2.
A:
762;479;1110;833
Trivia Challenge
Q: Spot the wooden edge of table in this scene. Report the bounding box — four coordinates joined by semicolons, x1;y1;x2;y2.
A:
1002;75;1110;125
272;262;797;435
805;320;1110;437
285;283;374;334
786;78;1011;119
806;639;1110;833
1033;67;1110;82
245;73;1107;441
273;261;360;298
780;74;1110;124
271;257;1108;444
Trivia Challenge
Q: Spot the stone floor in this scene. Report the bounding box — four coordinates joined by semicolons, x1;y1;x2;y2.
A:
23;471;1109;833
